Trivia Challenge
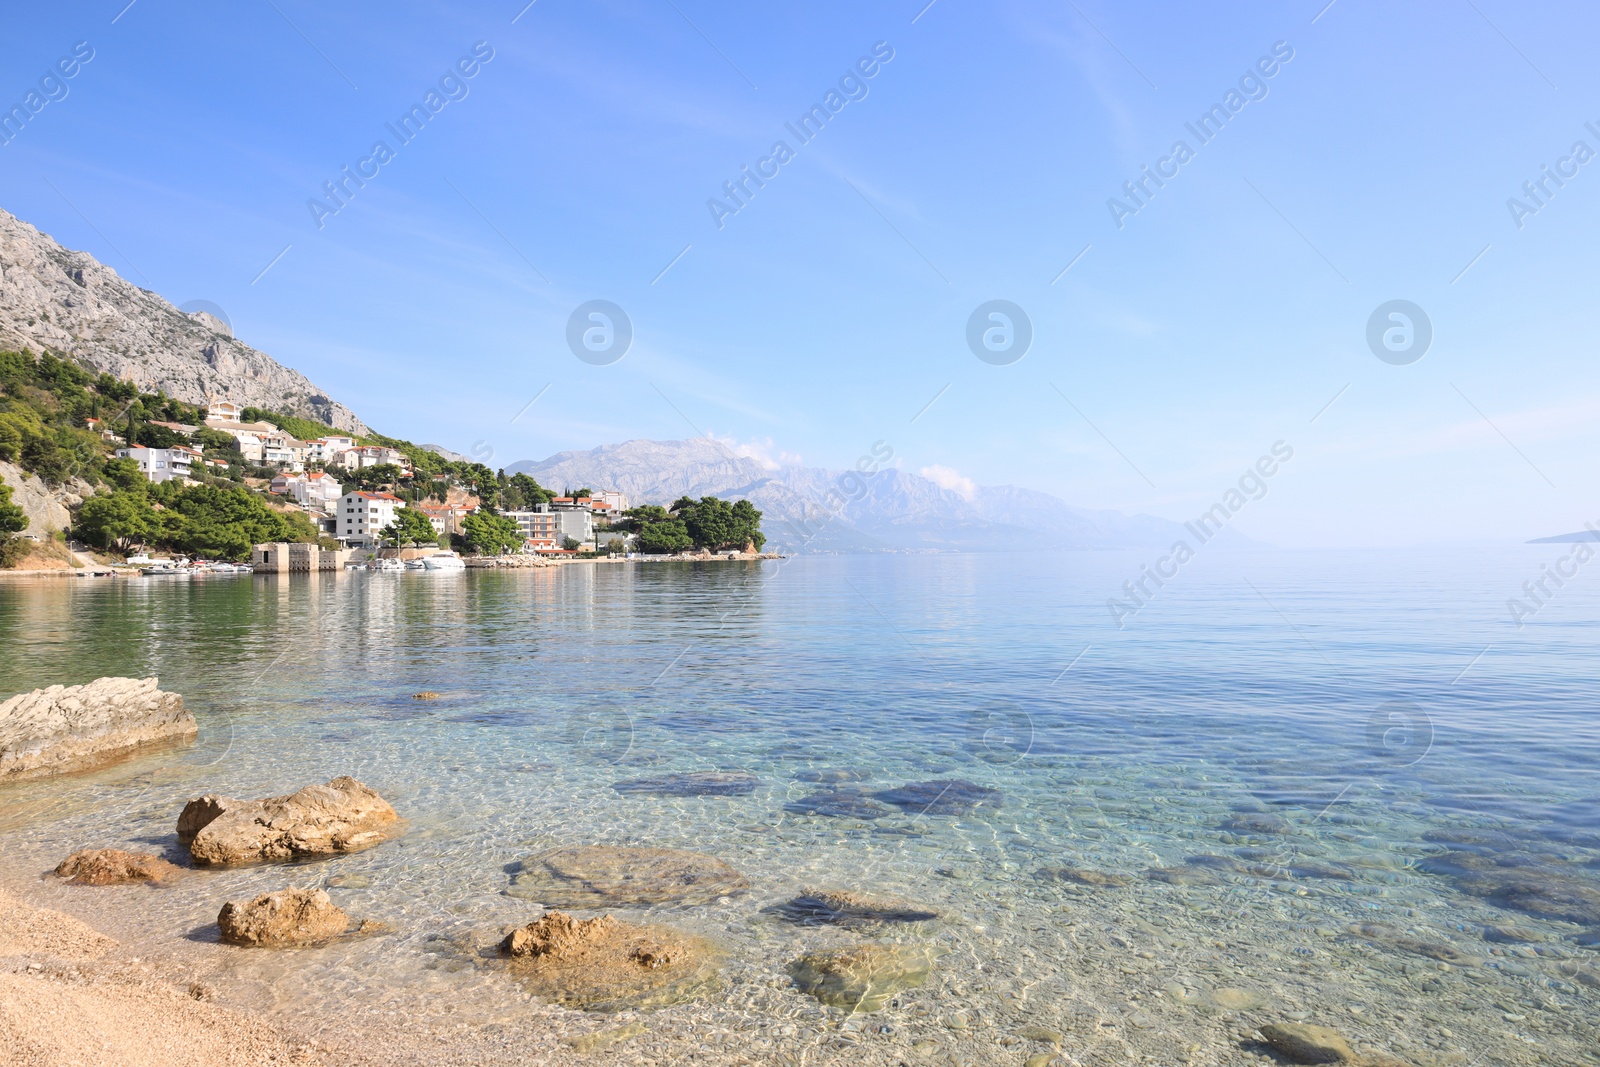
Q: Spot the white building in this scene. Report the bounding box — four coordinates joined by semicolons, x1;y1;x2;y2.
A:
304;436;357;465
115;445;201;484
337;491;406;548
202;420;279;463
271;470;343;510
589;489;628;513
338;445;410;471
260;433;307;469
416;503;473;536
505;505;592;548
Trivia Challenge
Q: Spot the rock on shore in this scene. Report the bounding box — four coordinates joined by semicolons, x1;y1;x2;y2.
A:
500;910;719;1010
0;677;195;781
177;776;400;866
216;888;351;947
54;848;184;886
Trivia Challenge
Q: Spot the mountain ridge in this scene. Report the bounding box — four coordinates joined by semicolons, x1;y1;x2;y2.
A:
509;437;1230;554
0;207;368;433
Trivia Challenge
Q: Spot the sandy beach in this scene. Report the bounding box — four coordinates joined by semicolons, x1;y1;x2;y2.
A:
0;889;337;1067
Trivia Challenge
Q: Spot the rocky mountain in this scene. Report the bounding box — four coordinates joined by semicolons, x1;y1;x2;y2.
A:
0;207;367;433
509;438;1215;554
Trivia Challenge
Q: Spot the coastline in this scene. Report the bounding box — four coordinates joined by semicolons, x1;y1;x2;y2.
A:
0;552;783;579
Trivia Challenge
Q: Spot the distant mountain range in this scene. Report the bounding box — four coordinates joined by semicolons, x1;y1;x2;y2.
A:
0;207;1245;554
0;207;367;433
510;438;1220;554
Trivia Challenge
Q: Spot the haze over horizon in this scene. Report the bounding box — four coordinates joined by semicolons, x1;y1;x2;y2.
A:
3;0;1597;548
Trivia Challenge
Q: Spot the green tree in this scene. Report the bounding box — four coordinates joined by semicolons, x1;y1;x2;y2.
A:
681;496;735;550
343;463;404;492
462;511;521;555
159;484;312;560
636;518;692;554
504;472;552;511
0;477;25;535
101;457;147;493
132;422;184;449
618;504;669;530
731;499;766;550
74;489;160;553
382;506;439;547
0;475;28;565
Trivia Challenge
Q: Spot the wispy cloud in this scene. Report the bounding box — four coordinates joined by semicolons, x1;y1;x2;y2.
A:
920;463;976;500
714;434;802;470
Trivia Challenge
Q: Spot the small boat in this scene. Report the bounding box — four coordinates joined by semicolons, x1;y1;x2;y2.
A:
143;563;189;577
373;558;405;573
404;558;427;571
422;551;466;571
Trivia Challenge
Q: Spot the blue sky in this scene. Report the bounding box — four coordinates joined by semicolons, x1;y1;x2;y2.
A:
2;0;1597;547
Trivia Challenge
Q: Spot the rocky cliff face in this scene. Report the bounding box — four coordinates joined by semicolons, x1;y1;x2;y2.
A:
0;460;90;535
0;208;368;433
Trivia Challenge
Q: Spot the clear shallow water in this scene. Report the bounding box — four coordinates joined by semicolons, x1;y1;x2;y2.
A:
1;550;1597;1066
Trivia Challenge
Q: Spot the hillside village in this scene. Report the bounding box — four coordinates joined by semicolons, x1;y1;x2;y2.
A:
0;348;765;571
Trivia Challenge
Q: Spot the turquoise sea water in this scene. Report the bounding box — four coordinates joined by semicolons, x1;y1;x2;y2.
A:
1;550;1597;1066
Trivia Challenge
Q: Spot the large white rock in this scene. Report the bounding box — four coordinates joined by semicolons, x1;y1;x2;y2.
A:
0;677;195;780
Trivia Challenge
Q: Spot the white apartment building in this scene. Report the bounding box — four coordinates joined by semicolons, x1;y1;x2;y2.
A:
337;491;406;548
505;505;592;547
589;489;628;513
203;421;279;463
115;445;201;484
304;436;357;465
271;470;343;510
338;445;410;471
261;433;307;469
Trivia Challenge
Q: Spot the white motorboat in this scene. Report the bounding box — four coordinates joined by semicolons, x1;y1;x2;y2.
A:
422;551;466;571
373;558;405;573
404;558;427;570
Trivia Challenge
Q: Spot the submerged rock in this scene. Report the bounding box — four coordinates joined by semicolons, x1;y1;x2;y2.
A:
1420;849;1600;926
1257;1023;1355;1064
506;846;749;906
500;910;718;1011
54;848;183;886
1034;866;1130;888
217;887;351;946
177;776;400;866
774;888;939;927
1220;813;1292;835
1287;859;1357;881
786;788;892;820
0;677;195;781
793;769;872;784
1145;865;1224;887
874;779;1004;816
1346;923;1475;963
787;943;938;1012
610;771;758;797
